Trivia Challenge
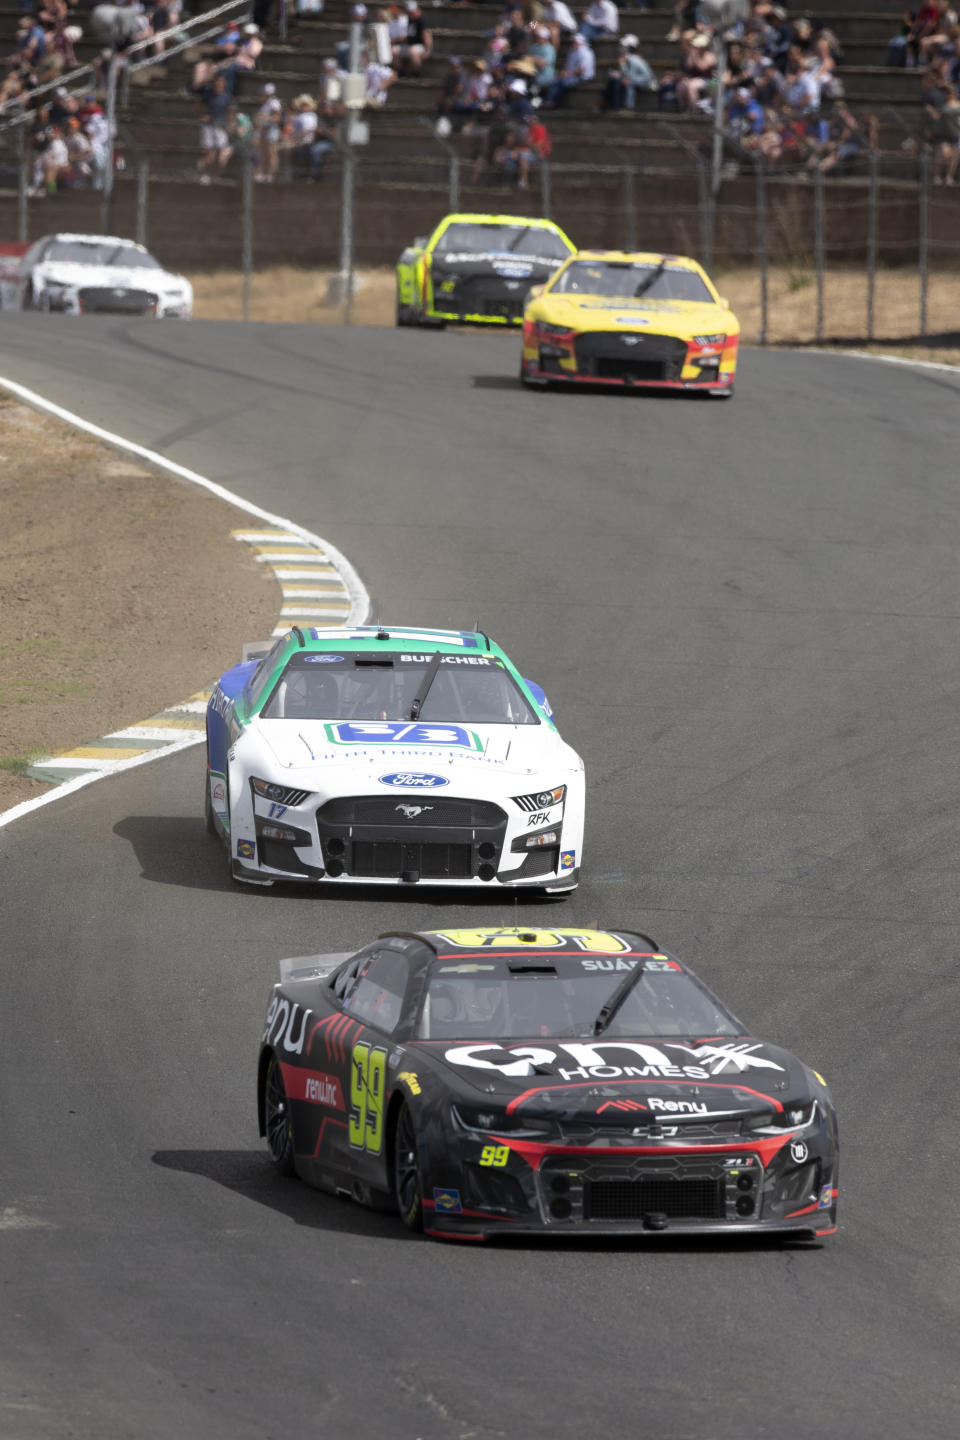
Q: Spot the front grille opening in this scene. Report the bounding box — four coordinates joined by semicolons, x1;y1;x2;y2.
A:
583;1178;725;1221
350;840;474;880
595;358;667;382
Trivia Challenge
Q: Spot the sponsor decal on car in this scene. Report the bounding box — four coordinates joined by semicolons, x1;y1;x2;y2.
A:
397;1070;422;1095
236;838;256;859
443;1040;786;1082
789;1140;809;1164
295;1071;346;1109
379;772;450;788
560;851;576;870
303;655;344;663
327;722;482;750
433;1187;463;1213
436;928;630;953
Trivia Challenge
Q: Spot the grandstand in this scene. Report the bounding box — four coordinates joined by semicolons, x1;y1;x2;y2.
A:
0;0;957;271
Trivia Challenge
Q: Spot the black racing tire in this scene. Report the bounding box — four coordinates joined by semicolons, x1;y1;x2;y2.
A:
21;284;36;312
203;761;217;836
263;1052;296;1176
392;1099;424;1232
396;297;414;327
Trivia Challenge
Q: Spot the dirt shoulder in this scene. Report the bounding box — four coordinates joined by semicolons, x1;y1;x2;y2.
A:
0;394;280;814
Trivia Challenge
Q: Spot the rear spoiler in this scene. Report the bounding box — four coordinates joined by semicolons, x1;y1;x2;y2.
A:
242;640;273;662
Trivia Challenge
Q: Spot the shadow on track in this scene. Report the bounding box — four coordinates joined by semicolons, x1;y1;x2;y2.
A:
115;815;571;906
151;1150;825;1253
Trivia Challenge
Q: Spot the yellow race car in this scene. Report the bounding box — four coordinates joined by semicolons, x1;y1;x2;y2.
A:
520;251;739;397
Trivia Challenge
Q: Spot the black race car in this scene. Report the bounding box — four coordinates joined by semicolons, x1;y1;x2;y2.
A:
259;927;839;1241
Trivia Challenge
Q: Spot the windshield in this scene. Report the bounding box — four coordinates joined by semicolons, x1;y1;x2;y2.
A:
417;958;740;1040
551;260;714;303
260;652;538;724
434;223;571;261
44;241;161;269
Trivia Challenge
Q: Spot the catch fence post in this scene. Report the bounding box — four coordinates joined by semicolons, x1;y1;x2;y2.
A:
101;54;118;234
136;158;149;247
16;121;29;244
919;150;929;337
448;150;460;213
866;150;878;343
538;158;552;219
814;165;825;343
623;166;637;252
756;157;767;346
242;147;253;322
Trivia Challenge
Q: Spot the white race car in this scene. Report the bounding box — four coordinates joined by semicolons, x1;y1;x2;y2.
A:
0;232;193;316
205;626;585;894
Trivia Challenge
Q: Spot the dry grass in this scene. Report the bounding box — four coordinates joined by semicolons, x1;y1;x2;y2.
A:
189;265;960;366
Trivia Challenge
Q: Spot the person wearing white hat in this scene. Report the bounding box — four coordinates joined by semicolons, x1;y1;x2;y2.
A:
544;29;595;106
254;81;283;182
602;31;657;110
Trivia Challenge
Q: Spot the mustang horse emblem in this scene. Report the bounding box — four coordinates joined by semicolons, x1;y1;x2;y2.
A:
396;804;434;819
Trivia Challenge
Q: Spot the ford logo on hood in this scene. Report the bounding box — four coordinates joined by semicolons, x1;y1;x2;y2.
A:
379;772;449;788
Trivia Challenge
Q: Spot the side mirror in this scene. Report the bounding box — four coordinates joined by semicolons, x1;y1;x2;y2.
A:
527;284;544;300
413;236;428;248
718;296;730;308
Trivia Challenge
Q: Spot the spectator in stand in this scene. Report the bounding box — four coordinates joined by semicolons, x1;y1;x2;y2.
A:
64;116;94;184
580;0;618;43
364;48;396;105
33;124;69;194
48;85;78;126
527;24;557;92
287;95;333;179
541;0;577;51
674;32;716;112
197;70;234;183
90;3;152;54
254;81;282;181
602;33;656;110
783;53;822;113
805;99;864;172
493;111;551;187
753;55;785;104
916;0;959;64
147;0;180;58
725;84;765;139
544;31;595;105
79;93;110;188
436;54;466;114
459;55;494;123
319;56;347;107
394;1;432;75
926;79;960;175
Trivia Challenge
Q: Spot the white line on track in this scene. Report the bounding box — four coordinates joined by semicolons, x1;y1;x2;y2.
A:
0;374;370;831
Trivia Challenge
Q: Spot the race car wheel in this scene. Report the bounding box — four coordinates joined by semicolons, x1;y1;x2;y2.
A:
203;767;217;836
392;1100;424;1232
396;299;415;327
519;359;549;390
263;1053;296;1176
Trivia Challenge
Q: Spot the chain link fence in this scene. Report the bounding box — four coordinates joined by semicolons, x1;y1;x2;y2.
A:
2;134;958;342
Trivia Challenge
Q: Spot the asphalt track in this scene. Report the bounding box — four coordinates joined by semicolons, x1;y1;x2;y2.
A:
2;316;959;1440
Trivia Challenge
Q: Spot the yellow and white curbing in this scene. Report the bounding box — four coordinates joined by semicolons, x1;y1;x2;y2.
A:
0;373;369;829
23;525;357;787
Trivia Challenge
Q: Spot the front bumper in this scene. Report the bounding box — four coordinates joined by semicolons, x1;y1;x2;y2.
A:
224;776;581;890
522;330;738;391
422;1127;838;1241
430;274;533;324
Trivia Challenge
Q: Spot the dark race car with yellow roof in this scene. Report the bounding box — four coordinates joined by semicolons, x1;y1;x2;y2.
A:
396;213;575;327
259;926;839;1242
521;250;740;395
